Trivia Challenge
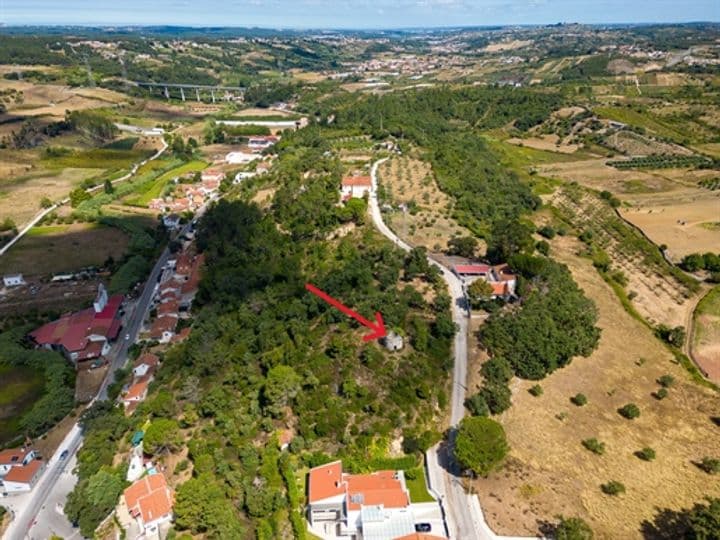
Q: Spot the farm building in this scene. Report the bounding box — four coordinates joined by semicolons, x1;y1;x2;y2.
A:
341;176;373;201
29;284;124;365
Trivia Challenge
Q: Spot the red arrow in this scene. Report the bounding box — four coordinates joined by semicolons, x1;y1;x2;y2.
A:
305;283;387;342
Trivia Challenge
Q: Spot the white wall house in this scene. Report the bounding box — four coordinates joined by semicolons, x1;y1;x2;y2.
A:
341;176;372;201
3;274;25;288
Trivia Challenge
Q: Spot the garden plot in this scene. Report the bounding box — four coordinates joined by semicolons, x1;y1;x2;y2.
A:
377;155;475;252
550;188;698;328
472;235;720;539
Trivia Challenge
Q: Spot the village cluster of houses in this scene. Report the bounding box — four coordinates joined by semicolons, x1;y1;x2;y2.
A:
147;249;202;345
307;460;445;540
148;169;222;215
0;447;45;495
29;284;124;366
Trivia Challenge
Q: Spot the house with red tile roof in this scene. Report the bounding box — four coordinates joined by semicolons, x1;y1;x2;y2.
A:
122;473;174;536
0;447;44;494
307;460;435;539
29;284;123;365
150;316;177;343
341;175;372;201
132;353;160;379
121;375;151;408
201;169;224;183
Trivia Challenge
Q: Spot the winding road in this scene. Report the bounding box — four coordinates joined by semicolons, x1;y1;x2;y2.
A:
370;158;527;540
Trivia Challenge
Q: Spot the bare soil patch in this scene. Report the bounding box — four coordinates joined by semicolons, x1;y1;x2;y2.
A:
507;134;579;154
472;235;720;539
378;156;476;253
692;287;720;382
483;40;532;52
0;223;129;278
619;192;720;261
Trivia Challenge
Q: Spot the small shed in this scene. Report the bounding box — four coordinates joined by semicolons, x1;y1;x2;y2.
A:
382;332;404;352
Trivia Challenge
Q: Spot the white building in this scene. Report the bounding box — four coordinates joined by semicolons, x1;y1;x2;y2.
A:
0;448;44;494
341;176;372;201
3;274;25;288
226;151;259;164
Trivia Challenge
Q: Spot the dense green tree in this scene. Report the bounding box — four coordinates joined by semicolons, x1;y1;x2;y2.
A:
447;236;478;258
486;219;535;263
454;416;508;476
555;516;594;540
144;418;182;455
263;365;302;417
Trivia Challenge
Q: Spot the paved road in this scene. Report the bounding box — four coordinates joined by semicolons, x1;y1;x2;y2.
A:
3;216;196;540
370;158;528;540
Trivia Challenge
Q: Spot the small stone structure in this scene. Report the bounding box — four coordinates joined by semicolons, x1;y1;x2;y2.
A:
382;331;404;352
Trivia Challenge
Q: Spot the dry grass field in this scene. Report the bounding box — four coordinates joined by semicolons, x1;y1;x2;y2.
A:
377;155;475;253
550;188;697;328
0;223;129;278
0;80;126;118
506;134;580;154
620;193;720;261
0;165;105;226
473;235;720;539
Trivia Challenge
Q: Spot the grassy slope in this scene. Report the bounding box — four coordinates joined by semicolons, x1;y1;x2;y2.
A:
0;364;45;445
594;106;688;142
124;160;208;207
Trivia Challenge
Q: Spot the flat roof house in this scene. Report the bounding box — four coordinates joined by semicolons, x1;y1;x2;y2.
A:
3;274;25;288
308;460;435;540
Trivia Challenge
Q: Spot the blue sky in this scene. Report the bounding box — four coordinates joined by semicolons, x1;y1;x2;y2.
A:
1;0;718;28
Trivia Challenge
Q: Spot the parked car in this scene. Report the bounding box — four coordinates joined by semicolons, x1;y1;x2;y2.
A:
415;523;432;532
59;450;69;460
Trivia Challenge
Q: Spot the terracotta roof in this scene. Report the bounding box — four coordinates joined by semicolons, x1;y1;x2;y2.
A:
341;176;372;187
124;474;174;525
171;327;191;343
150;316;177;339
0;447;32;466
345;470;409;511
308;461;345;503
491;282;509;296
158;300;179;317
454;264;490;275
3;459;42;484
133;353;160;369
124;376;151;401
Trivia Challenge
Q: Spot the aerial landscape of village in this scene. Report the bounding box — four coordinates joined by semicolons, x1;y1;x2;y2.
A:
0;1;718;539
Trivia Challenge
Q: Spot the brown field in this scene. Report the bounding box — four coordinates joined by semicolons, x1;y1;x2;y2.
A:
251;187;277;208
483;39;532;52
620;193;720;261
506;135;579;154
473;235;720;539
549;188;697;328
0;80;126;118
604;130;692;156
0;164;105;226
0;223;129;278
377;155;476;253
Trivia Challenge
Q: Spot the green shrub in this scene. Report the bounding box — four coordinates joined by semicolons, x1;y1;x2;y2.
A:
454;416;509;476
636;447;656;461
654;388;668;400
528;384;543;397
601;480;625;496
698;457;720;475
657;374;675;388
582;438;605;455
618;403;640;420
555;515;594;540
571;393;588;406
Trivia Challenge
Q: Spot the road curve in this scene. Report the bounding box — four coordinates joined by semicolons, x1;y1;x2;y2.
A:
370;158;536;540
